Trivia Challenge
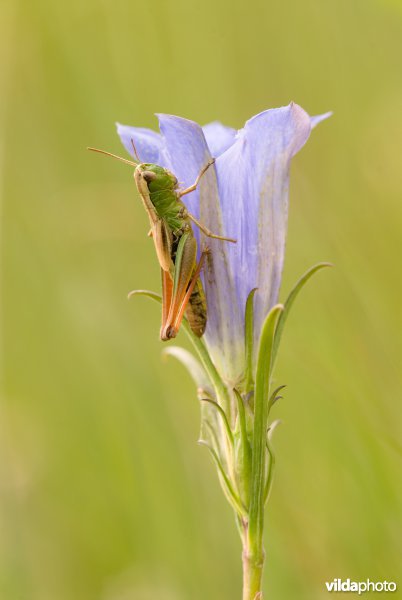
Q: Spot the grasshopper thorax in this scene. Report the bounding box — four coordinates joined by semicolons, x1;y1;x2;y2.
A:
134;163;185;233
136;163;178;192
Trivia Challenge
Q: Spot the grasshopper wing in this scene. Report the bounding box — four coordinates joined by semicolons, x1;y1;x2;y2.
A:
161;232;196;340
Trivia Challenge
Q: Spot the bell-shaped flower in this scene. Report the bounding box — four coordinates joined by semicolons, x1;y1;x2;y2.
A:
117;104;330;385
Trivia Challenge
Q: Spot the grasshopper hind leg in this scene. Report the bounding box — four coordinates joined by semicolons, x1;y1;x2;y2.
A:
161;244;208;341
187;212;236;244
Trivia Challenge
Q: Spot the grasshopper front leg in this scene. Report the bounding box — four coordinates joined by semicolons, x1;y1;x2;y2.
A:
178;159;216;198
178;160;236;244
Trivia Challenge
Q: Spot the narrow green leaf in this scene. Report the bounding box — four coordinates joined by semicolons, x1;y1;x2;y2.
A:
272;262;332;364
234;389;249;452
234;388;252;507
163;346;212;395
267;384;286;413
202;421;221;457
127;289;162;303
264;421;282;504
244;288;258;393
248;303;283;557
198;440;247;518
264;443;275;505
200;398;234;446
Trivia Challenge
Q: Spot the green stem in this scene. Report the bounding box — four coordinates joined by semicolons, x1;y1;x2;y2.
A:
242;534;265;600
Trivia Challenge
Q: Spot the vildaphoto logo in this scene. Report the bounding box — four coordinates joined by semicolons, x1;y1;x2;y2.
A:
325;579;397;594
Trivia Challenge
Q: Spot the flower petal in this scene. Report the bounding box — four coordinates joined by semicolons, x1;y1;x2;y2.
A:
116;123;166;164
156;114;208;222
310;111;333;129
157;114;244;382
202;121;237;157
215;103;317;346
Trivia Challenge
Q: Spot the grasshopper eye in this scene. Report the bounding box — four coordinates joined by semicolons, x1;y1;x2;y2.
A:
142;170;157;183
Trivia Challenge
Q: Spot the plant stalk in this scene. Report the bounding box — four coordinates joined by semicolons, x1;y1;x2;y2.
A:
242;530;265;600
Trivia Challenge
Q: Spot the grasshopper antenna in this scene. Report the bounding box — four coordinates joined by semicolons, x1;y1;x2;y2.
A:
130;138;141;162
87;147;138;167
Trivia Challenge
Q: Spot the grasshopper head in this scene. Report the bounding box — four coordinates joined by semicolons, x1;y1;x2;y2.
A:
138;164;178;192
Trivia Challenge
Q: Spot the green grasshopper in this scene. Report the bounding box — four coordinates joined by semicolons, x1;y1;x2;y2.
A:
88;145;236;340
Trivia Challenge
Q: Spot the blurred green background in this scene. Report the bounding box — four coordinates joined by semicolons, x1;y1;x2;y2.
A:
1;0;401;598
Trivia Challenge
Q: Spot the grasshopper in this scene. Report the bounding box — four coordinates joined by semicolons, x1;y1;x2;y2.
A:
88;144;236;340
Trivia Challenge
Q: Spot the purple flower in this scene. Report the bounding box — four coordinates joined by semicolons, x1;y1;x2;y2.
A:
117;104;330;384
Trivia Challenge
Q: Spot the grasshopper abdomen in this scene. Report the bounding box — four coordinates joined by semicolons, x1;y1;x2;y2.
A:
186;277;207;337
